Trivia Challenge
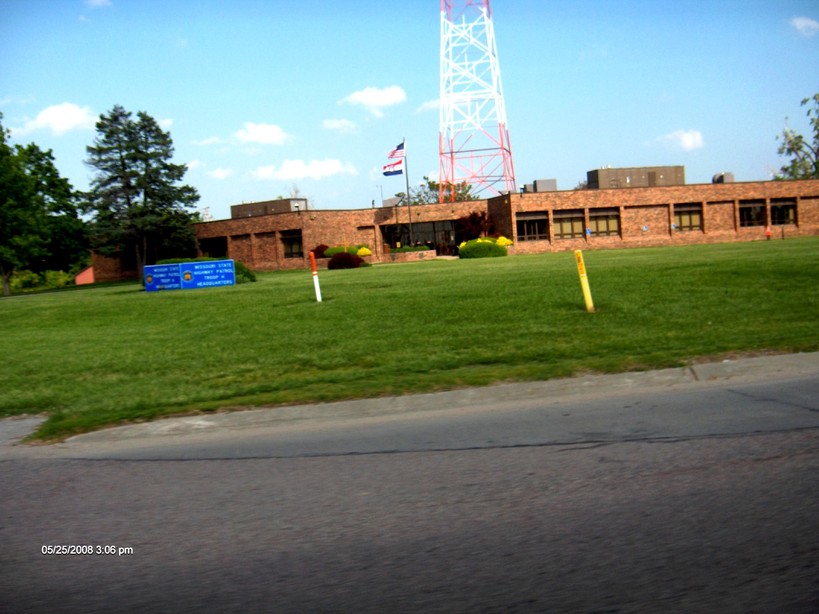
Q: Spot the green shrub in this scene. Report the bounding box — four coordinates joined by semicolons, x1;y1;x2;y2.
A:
10;270;74;292
458;238;508;259
325;245;364;258
327;252;366;270
42;270;74;289
233;261;257;283
157;257;215;264
10;270;42;291
390;245;432;253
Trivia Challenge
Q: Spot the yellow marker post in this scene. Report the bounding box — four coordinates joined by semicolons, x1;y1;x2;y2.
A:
574;250;595;313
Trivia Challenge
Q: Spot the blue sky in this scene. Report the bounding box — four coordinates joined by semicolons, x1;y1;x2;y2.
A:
2;0;818;221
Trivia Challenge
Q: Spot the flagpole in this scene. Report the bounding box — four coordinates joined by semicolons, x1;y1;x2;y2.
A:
403;138;415;245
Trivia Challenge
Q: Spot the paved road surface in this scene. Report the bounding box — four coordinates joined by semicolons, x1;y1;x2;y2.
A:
1;354;818;612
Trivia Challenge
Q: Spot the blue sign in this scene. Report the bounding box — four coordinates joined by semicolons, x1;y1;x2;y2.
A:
144;260;235;292
181;260;236;290
144;264;182;292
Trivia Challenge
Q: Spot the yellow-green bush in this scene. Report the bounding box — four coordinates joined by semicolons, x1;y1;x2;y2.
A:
457;238;508;259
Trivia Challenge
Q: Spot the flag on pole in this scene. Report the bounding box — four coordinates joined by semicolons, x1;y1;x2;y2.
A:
382;159;404;176
388;142;405;159
382;141;405;176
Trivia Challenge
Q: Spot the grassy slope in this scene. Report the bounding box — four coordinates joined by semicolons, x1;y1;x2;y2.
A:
2;238;817;440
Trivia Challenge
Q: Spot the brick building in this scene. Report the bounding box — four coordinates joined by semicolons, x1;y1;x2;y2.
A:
194;179;819;271
195;198;489;269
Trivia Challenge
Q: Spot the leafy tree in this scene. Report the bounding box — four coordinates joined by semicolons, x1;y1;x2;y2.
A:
434;178;476;204
84;105;200;281
0;114;86;296
395;175;477;205
15;143;87;274
776;93;819;180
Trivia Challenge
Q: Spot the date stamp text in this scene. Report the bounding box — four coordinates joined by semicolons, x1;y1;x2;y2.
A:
41;545;134;556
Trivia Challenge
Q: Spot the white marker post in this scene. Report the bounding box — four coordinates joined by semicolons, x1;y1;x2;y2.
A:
309;251;322;303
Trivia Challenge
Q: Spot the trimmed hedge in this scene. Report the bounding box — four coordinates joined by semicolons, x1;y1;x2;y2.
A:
458;238;508;259
389;245;432;253
324;246;361;258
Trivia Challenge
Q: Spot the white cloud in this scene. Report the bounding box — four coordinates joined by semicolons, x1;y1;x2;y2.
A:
193;136;223;146
12;102;97;136
416;99;439;113
252;159;357;181
159;118;174;129
791;16;819;37
322;118;357;133
85;0;112;8
657;129;704;151
187;160;203;171
235;122;291;145
209;168;235;180
339;85;406;117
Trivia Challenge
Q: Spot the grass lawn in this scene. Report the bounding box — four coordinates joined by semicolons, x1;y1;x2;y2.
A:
2;238;818;441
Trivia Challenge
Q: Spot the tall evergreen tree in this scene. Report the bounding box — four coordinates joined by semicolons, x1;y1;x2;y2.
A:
85;105;200;281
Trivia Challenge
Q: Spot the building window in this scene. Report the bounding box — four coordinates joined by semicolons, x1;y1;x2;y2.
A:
280;229;303;258
673;203;703;231
770;198;797;226
198;236;228;258
516;213;549;241
380;221;458;253
588;208;620;236
739;200;766;227
553;209;585;239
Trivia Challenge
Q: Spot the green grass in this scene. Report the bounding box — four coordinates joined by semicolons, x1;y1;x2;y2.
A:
2;238;818;441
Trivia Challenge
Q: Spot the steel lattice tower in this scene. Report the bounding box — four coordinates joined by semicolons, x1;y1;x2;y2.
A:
439;0;515;202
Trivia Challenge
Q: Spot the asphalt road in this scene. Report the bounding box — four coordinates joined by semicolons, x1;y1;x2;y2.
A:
1;355;818;613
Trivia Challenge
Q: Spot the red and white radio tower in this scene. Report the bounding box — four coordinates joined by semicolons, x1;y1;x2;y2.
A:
439;0;516;202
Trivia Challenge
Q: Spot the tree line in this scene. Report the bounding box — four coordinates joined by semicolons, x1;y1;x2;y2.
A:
1;105;199;296
2;95;819;296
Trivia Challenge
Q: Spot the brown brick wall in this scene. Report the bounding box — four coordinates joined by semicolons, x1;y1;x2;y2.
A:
801;196;819;225
90;252;138;283
500;179;819;254
196;202;491;270
193;180;819;270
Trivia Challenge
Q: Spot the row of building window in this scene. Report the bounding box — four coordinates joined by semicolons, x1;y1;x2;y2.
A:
223;199;803;258
518;209;623;241
739;201;797;227
516;200;799;241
